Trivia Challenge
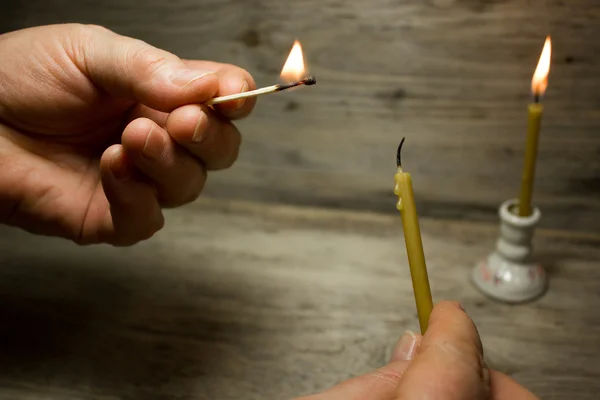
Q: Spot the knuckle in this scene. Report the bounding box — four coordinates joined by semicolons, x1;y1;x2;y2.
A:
83;24;112;34
132;47;172;80
433;340;483;374
74;24;114;48
69;23;109;40
131;116;155;131
123;118;155;144
368;365;405;387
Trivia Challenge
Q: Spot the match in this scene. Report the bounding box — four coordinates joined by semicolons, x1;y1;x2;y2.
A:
205;76;316;105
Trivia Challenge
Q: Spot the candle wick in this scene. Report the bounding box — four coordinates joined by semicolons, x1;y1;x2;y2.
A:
396;137;405;167
532;92;540;104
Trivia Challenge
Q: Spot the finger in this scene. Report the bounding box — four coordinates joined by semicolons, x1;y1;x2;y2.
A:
183;60;257;119
394;301;488;400
99;145;164;246
296;332;421;400
126;104;169;128
298;361;411;400
74;24;219;111
165;104;241;170
489;370;539;400
121;117;207;207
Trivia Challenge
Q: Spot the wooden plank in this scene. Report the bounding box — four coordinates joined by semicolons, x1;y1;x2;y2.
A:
1;0;599;233
0;199;598;399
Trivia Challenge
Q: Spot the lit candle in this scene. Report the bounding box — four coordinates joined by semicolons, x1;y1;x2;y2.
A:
518;36;552;217
394;138;433;334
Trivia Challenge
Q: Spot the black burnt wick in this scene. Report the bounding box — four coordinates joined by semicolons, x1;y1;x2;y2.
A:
396;137;405;167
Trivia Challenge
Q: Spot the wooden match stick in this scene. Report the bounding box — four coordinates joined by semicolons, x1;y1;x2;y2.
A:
205;76;316;105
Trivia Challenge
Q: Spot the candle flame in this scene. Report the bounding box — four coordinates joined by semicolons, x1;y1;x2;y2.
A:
531;36;551;96
280;40;305;82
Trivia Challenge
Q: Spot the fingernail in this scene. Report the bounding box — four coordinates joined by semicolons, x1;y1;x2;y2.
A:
170;70;214;87
390;331;419;362
192;110;208;143
110;151;132;181
236;80;249;109
142;127;163;159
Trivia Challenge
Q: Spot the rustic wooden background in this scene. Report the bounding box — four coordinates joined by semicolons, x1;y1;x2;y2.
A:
2;0;599;235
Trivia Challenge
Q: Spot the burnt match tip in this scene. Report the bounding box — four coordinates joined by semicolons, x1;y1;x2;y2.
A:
396;137;405;167
277;76;316;91
303;76;316;85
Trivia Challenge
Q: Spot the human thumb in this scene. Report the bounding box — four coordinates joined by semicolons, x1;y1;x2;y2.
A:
73;24;219;111
393;302;489;400
295;331;421;400
394;302;539;400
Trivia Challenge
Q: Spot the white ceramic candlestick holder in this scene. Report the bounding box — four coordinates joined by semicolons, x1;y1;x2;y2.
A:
471;199;547;303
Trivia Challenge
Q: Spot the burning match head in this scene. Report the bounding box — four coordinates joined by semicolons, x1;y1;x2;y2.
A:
277;76;317;91
302;76;317;85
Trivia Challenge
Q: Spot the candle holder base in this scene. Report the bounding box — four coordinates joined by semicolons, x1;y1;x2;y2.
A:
471;199;547;304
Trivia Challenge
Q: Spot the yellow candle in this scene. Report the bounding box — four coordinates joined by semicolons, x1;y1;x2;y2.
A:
518;36;551;217
518;104;543;217
394;138;433;334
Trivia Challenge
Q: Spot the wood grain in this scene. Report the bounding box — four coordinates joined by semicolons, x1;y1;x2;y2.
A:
0;199;598;399
1;0;599;234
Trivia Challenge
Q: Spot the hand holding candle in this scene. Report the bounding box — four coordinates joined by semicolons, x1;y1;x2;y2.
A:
205;40;316;105
394;138;433;334
518;36;552;217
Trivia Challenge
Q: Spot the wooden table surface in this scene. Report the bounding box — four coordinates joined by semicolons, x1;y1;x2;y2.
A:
0;199;599;399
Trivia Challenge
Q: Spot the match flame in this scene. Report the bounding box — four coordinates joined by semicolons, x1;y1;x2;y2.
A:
280;40;305;82
531;36;551;96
